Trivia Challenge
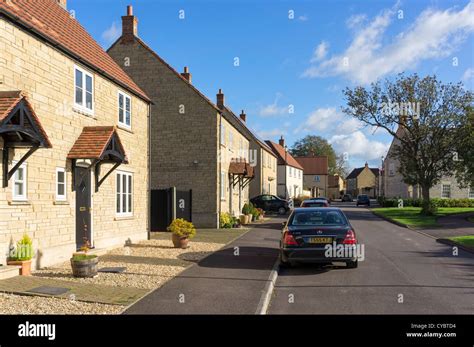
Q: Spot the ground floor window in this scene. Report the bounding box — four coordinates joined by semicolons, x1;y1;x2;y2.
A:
441;184;451;198
116;171;133;216
12;162;27;201
469;187;474;199
56;167;66;201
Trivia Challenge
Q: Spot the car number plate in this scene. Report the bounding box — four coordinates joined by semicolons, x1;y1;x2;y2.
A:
308;237;332;244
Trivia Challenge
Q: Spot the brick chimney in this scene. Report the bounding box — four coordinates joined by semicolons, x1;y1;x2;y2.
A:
216;89;224;109
181;67;192;84
122;5;138;43
239;110;246;122
57;0;67;9
279;136;285;147
365;162;369;168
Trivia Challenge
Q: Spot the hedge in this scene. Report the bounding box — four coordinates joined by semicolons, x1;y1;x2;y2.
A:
377;197;474;208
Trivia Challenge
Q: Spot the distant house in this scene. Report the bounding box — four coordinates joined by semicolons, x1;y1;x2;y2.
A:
265;137;303;199
346;163;380;198
108;6;254;227
383;128;473;199
294;156;329;198
328;175;345;200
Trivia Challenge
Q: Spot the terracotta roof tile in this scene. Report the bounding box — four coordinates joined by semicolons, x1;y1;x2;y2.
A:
229;160;254;178
294;156;328;175
265;141;303;170
67;126;127;161
0;0;150;102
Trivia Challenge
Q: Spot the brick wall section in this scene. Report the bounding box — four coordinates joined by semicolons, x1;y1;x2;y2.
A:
0;18;149;267
108;40;248;227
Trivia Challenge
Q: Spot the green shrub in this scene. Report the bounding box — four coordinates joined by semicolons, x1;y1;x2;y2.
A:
379;197;474;208
242;203;253;215
219;212;233;228
167;218;196;238
9;234;34;261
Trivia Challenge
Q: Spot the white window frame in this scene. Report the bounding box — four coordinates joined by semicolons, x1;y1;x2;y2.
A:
74;65;94;115
441;184;451;199
468;187;474;199
12;162;27;201
118;91;132;129
220;171;226;200
116;171;133;217
55;167;67;201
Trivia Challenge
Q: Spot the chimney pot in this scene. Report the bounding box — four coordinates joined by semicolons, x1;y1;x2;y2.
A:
217;89;224;109
181;66;192;84
239;110;246;122
365;162;369;168
279;136;285;147
127;5;133;15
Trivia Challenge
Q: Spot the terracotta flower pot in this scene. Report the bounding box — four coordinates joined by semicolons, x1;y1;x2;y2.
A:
172;233;189;249
7;259;32;276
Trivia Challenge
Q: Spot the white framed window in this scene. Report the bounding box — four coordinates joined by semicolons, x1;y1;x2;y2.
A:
116;171;133;216
56;167;66;201
441;184;451;199
220;124;226;146
220;171;226;200
469;187;474;199
74;65;94;114
12;162;27;201
118;91;132;129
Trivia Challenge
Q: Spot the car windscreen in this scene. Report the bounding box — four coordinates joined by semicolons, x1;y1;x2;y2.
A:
302;202;325;207
289;210;347;226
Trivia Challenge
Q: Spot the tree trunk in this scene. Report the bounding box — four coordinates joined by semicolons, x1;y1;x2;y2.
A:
420;184;435;215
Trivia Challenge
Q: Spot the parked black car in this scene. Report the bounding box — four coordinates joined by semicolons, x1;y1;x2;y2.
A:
301;199;329;207
356;194;371;206
309;197;331;205
250;194;289;215
342;194;353;202
280;207;358;268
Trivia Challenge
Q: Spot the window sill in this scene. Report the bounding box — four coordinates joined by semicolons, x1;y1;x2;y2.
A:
73;106;95;118
53;200;69;205
8;200;30;206
117;125;133;133
114;215;134;221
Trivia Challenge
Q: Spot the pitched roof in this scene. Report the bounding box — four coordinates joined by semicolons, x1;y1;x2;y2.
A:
346;167;380;179
294;156;328;175
67;126;127;162
0;0;150;102
109;35;217;111
0;90;52;148
265;141;303;170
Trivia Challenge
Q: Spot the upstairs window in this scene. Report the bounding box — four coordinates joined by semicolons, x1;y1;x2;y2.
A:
441;184;451;199
118;91;132;128
74;66;94;113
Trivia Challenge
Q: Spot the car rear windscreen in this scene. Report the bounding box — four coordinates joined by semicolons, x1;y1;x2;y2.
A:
290;210;347;226
302;202;325;207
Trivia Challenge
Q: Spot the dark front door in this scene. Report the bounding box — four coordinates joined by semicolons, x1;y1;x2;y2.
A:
75;166;91;250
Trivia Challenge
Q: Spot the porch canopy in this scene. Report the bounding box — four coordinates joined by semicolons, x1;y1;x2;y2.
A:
67;126;128;192
228;160;254;189
0;91;52;187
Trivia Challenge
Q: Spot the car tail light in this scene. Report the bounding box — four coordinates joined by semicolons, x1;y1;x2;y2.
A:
343;230;357;244
283;231;298;246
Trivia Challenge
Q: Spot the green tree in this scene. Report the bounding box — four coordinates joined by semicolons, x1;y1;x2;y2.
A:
455;106;474;187
342;73;473;215
290;135;339;174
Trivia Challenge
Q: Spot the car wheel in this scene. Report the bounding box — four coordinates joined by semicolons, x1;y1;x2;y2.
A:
278;207;286;215
346;260;358;269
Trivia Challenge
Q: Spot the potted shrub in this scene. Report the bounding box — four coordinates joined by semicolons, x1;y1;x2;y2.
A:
242;203;252;224
257;208;265;221
70;239;98;278
168;218;196;249
7;234;34;276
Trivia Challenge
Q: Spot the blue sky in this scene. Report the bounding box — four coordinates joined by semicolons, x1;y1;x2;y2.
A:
69;0;474;170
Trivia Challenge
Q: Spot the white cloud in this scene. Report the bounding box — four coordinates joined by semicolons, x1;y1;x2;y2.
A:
302;1;474;84
462;67;474;81
298;15;309;22
329;131;390;161
346;14;367;29
102;22;121;45
295;107;365;134
258;93;289;117
310;41;329;62
256;128;287;140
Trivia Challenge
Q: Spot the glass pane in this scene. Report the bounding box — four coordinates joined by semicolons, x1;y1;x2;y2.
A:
58;183;65;196
85;75;92;93
128;194;132;213
125;111;130;126
123;175;127;212
116;174;121;193
125;97;130;112
116;193;121;213
86;91;92;110
119;94;123;109
75;69;82;87
75;87;83;105
128;175;132;195
15;182;23;196
16;168;23;181
58;171;65;184
119;109;124;123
